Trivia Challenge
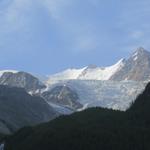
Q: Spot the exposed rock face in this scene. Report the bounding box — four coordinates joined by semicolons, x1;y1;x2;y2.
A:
110;47;150;81
0;72;46;92
42;85;83;110
0;85;58;134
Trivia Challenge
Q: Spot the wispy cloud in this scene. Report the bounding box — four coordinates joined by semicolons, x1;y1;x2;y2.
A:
41;0;71;19
1;0;150;73
130;31;144;40
1;0;150;53
0;0;33;33
0;0;100;53
114;0;150;52
40;0;101;53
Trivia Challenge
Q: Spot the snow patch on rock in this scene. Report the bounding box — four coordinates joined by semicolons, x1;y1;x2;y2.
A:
0;70;19;77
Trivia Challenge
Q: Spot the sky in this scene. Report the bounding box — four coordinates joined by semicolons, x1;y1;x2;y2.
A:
0;0;150;75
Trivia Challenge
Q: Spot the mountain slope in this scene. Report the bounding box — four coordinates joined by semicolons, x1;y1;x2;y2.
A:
46;59;125;83
111;47;150;81
0;85;58;134
46;47;150;82
42;85;83;110
0;71;46;93
4;82;150;150
47;67;86;82
78;59;125;80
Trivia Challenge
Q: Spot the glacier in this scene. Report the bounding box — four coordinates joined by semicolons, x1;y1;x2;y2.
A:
45;80;147;111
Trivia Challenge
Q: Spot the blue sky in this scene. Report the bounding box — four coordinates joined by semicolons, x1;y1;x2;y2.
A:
0;0;150;74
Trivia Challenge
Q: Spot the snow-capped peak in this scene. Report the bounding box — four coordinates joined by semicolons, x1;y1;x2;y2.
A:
46;67;87;84
46;47;150;84
46;58;126;84
0;70;19;77
113;58;126;67
132;47;149;57
135;47;147;53
131;47;150;62
78;58;126;80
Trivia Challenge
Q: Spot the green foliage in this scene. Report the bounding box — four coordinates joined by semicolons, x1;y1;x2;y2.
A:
5;83;150;150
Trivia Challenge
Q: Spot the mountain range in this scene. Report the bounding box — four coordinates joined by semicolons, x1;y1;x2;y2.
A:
0;47;149;135
1;47;149;85
46;47;150;82
39;47;150;111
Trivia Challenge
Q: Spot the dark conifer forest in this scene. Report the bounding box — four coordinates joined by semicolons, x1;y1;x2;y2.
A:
4;83;150;150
